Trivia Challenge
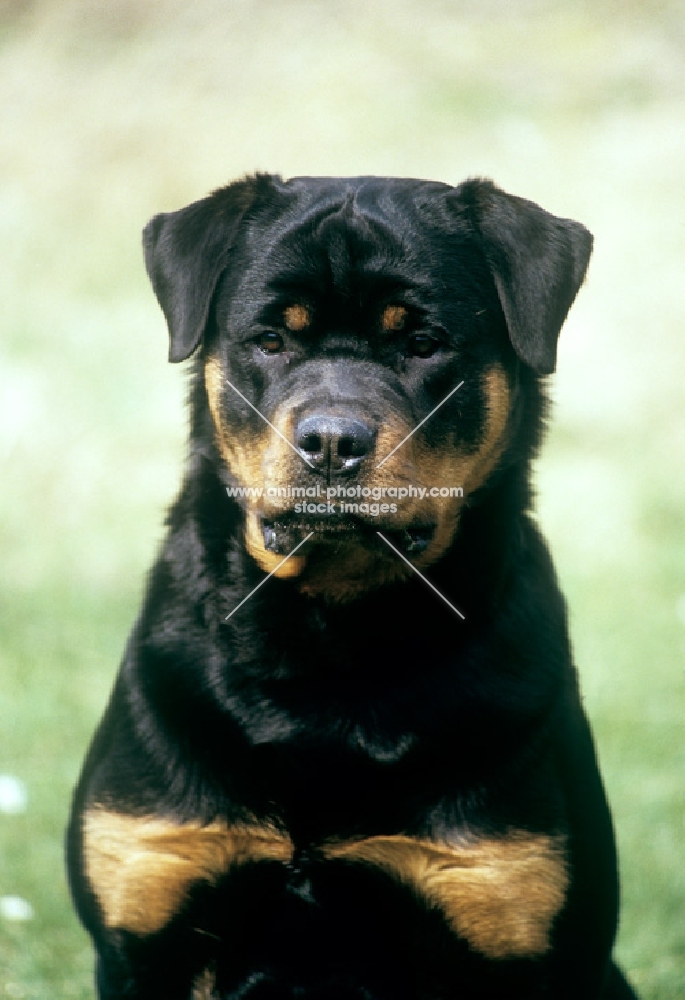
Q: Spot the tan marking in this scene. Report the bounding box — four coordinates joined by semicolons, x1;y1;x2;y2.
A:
283;304;311;332
205;356;267;505
410;365;511;570
298;539;410;603
192;967;217;1000
381;304;408;332
293;366;510;599
205;355;302;504
323;831;567;960
333;365;510;578
244;510;307;578
460;365;511;498
206;356;308;577
205;354;511;598
83;808;293;937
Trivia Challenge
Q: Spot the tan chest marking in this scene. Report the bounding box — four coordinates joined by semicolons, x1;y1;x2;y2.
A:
322;831;568;960
83;808;293;936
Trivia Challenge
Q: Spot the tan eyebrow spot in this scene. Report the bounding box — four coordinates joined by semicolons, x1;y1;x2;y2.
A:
283;304;311;332
381;305;409;332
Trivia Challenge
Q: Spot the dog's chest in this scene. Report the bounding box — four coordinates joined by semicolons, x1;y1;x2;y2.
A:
83;805;568;962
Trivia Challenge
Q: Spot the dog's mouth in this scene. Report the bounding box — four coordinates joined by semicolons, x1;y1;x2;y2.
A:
261;516;435;558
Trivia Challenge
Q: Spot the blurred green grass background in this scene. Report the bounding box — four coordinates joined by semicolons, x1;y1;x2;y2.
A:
1;0;683;996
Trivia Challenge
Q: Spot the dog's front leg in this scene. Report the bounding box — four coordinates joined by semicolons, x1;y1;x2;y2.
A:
72;805;294;999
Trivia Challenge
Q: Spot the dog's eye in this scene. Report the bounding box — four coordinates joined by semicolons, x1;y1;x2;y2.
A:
407;334;438;358
258;332;284;354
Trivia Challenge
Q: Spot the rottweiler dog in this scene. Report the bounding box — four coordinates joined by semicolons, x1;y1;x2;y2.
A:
67;174;639;1000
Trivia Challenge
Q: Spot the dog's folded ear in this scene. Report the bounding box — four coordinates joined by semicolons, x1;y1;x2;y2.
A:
458;180;593;375
143;176;266;363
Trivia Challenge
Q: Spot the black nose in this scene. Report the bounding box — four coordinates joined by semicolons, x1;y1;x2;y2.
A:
296;414;376;473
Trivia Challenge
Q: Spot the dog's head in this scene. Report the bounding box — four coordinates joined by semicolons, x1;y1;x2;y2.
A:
144;174;591;601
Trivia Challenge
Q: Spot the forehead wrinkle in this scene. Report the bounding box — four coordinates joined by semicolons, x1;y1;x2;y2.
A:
231;196;424;324
298;196;410;294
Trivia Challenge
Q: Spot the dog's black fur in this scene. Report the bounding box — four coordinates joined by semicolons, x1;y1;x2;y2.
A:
67;174;638;1000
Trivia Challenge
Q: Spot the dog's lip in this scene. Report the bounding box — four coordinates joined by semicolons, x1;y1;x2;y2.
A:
261;516;435;556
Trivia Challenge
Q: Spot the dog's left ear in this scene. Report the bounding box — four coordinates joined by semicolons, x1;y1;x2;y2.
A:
143;175;268;363
457;179;593;374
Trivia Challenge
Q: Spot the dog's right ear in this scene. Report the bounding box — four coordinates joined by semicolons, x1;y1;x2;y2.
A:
143;176;267;363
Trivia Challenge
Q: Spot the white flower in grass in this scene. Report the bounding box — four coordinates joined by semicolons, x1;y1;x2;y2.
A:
0;896;34;921
0;775;28;814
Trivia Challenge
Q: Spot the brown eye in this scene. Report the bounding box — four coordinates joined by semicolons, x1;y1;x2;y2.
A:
408;334;438;358
258;332;284;354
